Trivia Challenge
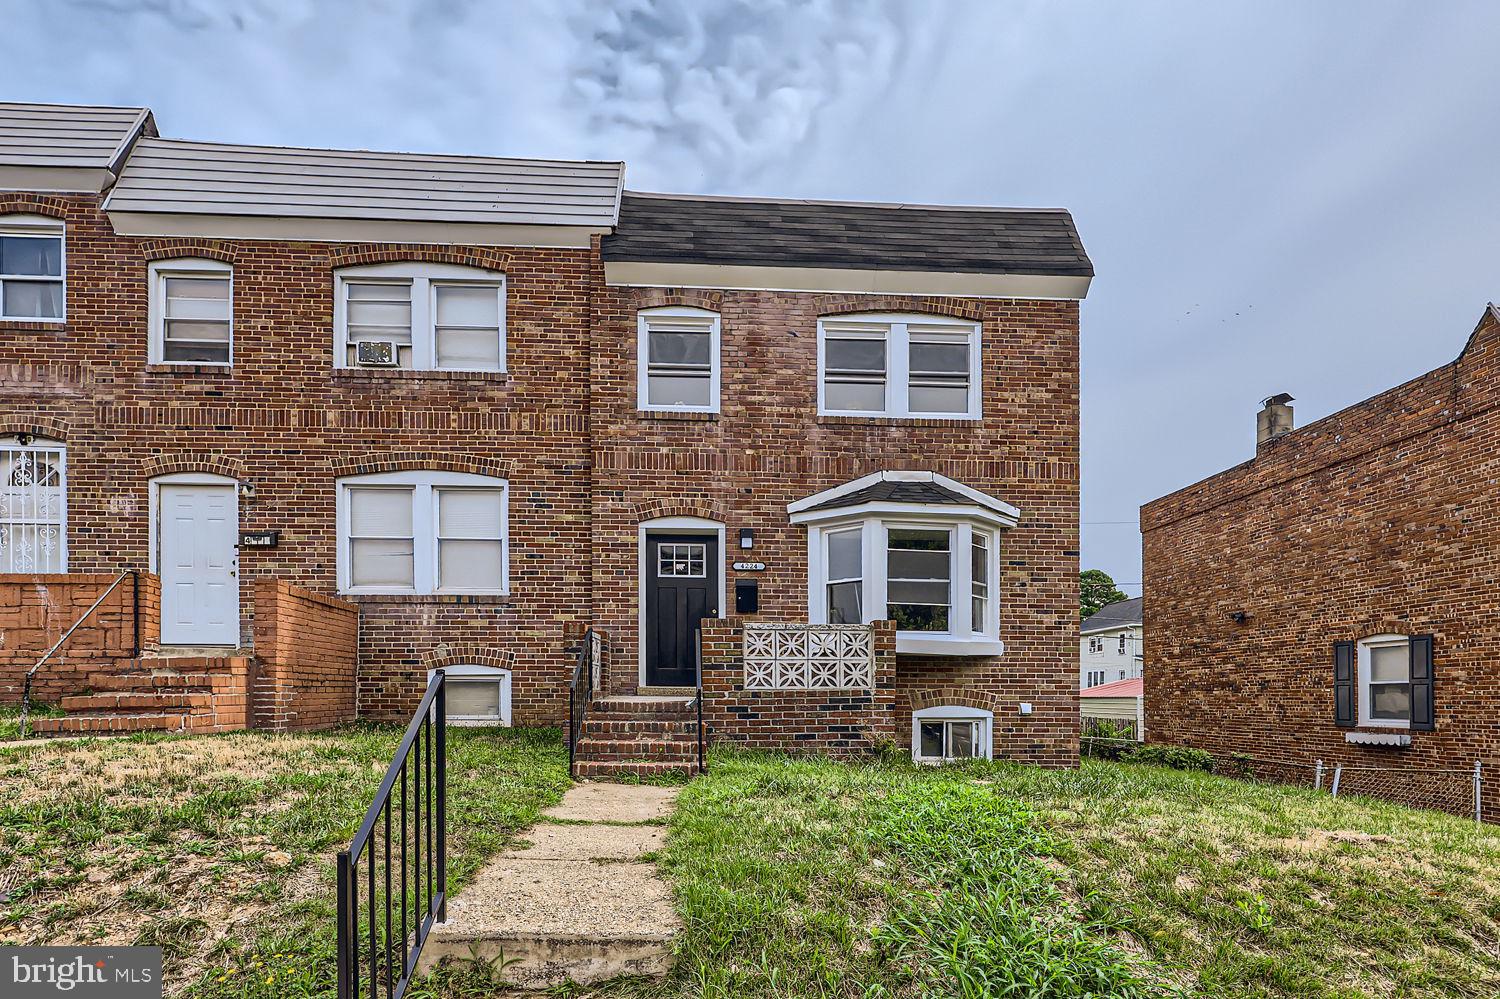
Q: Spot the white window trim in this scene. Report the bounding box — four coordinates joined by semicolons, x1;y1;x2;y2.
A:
333;261;507;373
336;470;509;595
147;257;233;366
0;214;66;322
637;306;721;414
429;665;512;727
0;434;67;572
805;512;1003;656
1357;633;1411;729
817;312;981;420
912;704;994;763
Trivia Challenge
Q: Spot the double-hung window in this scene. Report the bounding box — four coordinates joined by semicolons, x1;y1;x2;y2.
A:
338;471;508;594
886;527;951;632
0;216;65;321
0;436;66;572
825;527;863;624
149;259;232;364
818;314;980;419
335;263;505;372
638;307;720;412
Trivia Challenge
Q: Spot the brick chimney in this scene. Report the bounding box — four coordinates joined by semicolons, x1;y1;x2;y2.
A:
1257;393;1294;447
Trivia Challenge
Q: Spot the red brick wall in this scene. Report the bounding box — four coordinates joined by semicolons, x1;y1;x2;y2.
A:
1141;308;1500;817
0;571;159;701
251;579;358;731
700;618;898;752
591;286;1081;767
0;192;591;723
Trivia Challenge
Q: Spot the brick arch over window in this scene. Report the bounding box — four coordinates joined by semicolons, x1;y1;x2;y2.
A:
330;452;512;479
0;416;71;440
633;498;729;524
139;240;238;265
142;453;247;482
328;244;513;272
422;645;517;672
0;194;69;219
814;295;986;322
906;687;999;714
631;288;723;312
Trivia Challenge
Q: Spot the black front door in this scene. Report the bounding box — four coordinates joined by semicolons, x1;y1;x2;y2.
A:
644;533;719;687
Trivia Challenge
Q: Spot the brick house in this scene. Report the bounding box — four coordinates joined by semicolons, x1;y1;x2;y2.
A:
1142;305;1500;816
0;102;1092;773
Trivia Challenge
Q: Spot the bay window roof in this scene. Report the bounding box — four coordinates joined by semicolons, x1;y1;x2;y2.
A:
789;470;1018;529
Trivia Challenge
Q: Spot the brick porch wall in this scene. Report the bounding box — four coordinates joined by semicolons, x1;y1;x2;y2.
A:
699;618;899;753
251;579;358;731
0;572;160;701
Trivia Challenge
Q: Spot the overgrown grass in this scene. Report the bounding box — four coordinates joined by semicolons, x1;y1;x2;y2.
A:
0;724;569;997
622;750;1500;999
0;702;63;741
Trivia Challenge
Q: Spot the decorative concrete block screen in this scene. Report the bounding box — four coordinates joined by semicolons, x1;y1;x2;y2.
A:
743;623;875;690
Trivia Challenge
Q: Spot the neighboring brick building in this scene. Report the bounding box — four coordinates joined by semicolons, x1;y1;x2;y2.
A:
0;102;1092;770
1142;304;1500;816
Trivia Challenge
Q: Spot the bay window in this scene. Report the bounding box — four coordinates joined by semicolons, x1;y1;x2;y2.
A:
818;313;980;419
794;473;1014;655
338;471;508;594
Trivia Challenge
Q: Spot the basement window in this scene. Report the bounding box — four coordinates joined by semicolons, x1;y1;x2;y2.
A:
432;665;512;726
912;705;993;763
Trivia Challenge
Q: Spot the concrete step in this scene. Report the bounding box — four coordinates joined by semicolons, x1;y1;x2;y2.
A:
31;712;185;735
572;760;700;779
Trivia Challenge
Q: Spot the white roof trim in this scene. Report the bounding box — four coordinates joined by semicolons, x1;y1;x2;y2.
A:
104;211;606;248
788;470;1017;515
604;260;1090;300
1080;620;1143;637
790;500;1017;529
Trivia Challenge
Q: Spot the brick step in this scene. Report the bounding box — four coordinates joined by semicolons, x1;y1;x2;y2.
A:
575;737;698;760
572;759;701;779
590;696;696;719
61;692;213;712
87;672;244;693
579;718;697;736
31;712;186;735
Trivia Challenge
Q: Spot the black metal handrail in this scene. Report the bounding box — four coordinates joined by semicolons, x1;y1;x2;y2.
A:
693;627;707;773
567;628;599;777
336;671;447;999
19;569;140;738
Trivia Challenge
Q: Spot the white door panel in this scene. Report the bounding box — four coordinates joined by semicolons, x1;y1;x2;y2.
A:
160;484;239;645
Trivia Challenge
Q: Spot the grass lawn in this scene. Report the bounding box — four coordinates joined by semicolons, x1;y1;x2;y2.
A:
0;716;569;998
3;717;1496;999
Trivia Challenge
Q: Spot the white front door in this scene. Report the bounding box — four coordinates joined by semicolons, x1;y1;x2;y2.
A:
159;484;239;645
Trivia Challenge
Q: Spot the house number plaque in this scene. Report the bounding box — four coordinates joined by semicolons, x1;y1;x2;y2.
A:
732;561;766;571
238;531;280;548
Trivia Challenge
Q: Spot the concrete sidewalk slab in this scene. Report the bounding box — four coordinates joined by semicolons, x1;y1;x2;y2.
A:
502;821;665;861
541;782;678;823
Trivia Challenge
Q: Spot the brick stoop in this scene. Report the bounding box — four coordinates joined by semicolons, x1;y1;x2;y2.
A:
30;656;253;736
573;695;702;778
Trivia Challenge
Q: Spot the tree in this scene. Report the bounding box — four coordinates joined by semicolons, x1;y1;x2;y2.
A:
1080;569;1129;620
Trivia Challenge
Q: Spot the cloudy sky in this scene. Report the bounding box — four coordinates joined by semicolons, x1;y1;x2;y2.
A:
7;0;1500;594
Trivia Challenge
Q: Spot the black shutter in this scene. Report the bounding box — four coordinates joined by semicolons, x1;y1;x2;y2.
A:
1334;641;1355;727
1409;634;1435;731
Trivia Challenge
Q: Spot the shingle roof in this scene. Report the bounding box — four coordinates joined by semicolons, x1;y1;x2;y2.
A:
602;192;1093;277
804;479;972;512
105;137;624;227
0;102;154;171
1081;597;1143;635
1080;677;1142;699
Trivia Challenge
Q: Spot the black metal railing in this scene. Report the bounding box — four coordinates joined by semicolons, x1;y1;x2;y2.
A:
19;569;140;738
567;628;600;777
336;671;447;999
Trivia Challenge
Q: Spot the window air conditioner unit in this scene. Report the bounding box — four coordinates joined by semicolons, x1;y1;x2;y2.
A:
356;341;399;367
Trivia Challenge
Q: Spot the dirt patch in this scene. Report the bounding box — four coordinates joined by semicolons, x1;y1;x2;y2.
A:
1276;829;1395;852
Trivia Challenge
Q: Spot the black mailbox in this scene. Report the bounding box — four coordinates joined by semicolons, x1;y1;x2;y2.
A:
735;578;759;614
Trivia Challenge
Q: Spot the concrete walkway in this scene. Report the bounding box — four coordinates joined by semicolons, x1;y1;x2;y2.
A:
419;782;681;989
